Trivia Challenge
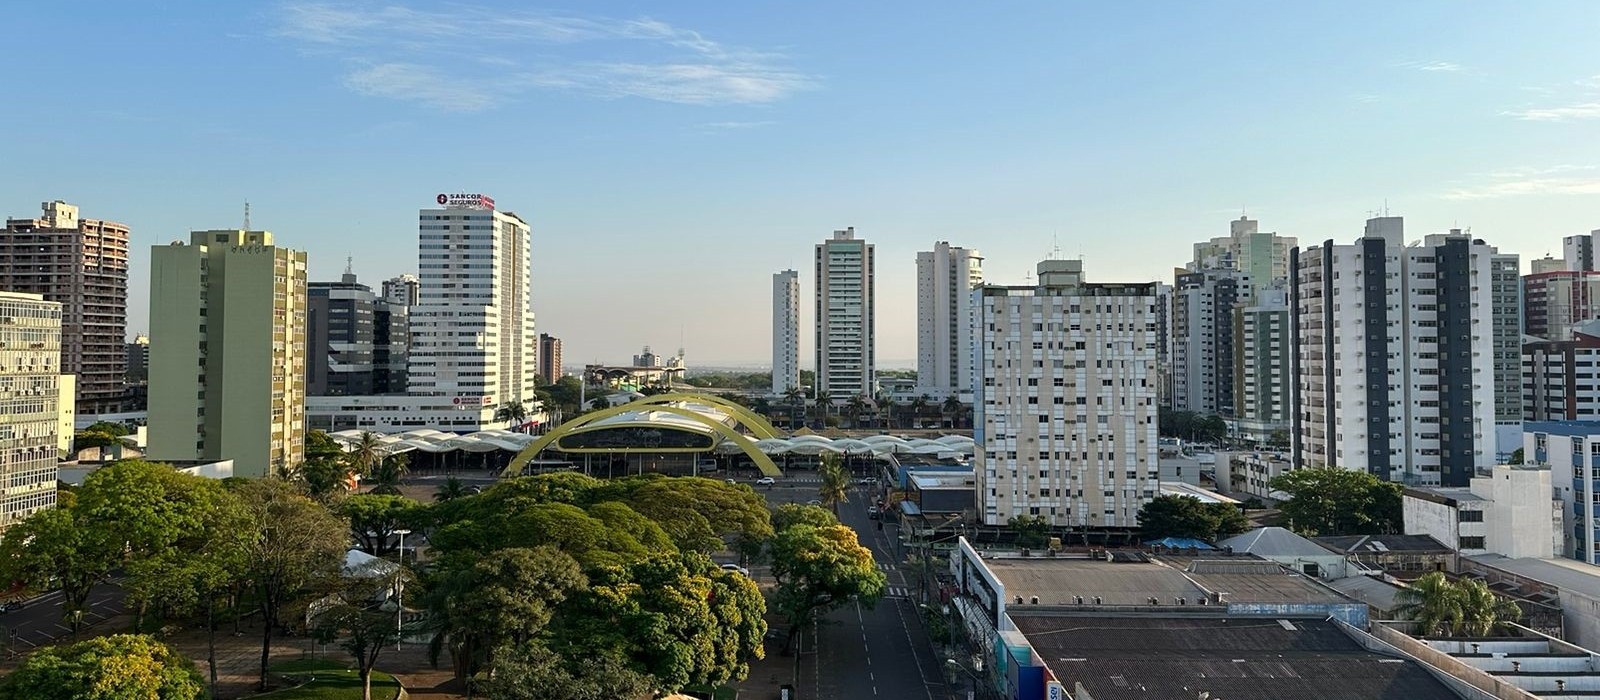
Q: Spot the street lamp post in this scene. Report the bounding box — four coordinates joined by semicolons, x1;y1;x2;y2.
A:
394;528;411;651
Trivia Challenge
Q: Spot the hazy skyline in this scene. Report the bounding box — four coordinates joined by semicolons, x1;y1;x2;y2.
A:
4;1;1600;365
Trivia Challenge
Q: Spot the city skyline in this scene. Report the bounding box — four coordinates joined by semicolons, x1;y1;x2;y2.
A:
4;2;1600;364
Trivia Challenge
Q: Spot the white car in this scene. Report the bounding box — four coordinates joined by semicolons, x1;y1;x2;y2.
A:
858;477;878;485
720;563;750;577
755;476;777;486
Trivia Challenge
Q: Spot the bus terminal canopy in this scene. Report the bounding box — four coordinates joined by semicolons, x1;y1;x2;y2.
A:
327;428;537;455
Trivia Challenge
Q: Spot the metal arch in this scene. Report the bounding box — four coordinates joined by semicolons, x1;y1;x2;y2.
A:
632;392;783;439
502;401;783;477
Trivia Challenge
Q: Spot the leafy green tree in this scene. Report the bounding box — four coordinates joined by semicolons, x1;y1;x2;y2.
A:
435;475;469;502
474;643;652;700
624;477;774;553
233;479;350;691
1208;502;1252;540
1136;495;1249;541
340;494;422;556
769;524;885;654
0;634;204;700
0;508;116;638
421;546;587;681
1007;515;1051;548
1271;467;1403;536
818;453;849;517
1508;447;1525;465
313;569;412;700
772;503;838;532
1394;572;1522;636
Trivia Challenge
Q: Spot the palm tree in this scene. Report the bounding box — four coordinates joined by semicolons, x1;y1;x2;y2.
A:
348;431;385;482
368;452;410;495
812;390;833;424
498;401;528;432
818;453;850;516
911;394;930;429
1455;578;1523;636
1394;572;1521;636
845;394;867;428
942;395;962;429
435;476;469;502
784;386;805;429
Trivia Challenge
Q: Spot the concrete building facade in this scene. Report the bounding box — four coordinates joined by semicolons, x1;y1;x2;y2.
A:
148;230;307;479
1562;229;1600;272
1233;286;1292;443
1189;216;1296;296
1403;466;1561;559
1523;269;1600;341
0;201;129;414
0;292;67;532
973;259;1159;528
1171;268;1249;417
307;272;408;396
381;273;420;307
1523;320;1600;422
771;269;799;395
815;228;874;398
915;241;983;400
1522;421;1600;565
1292;218;1517;486
538;333;562;384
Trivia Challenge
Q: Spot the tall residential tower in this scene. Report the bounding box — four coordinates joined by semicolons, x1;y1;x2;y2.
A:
0;292;67;532
772;270;800;395
815;228;875;398
916;242;983;400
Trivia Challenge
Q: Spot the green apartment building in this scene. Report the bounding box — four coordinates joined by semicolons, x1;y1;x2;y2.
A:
148;230;307;478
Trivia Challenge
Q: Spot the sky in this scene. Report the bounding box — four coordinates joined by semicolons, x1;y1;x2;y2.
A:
3;2;1600;367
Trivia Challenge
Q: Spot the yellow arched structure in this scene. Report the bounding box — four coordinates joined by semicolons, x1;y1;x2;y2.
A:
504;394;783;477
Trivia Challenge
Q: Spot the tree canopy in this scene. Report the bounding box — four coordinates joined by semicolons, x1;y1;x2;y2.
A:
0;634;204;700
1270;467;1402;536
1394;572;1523;636
1136;495;1251;541
768;521;885;654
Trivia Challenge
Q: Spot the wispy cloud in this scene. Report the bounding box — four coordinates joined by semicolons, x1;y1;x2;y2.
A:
1398;60;1463;73
704;120;777;130
274;2;817;110
1502;102;1600;122
1442;165;1600;200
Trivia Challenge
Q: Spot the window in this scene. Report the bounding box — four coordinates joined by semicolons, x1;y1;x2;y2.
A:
1458;510;1484;523
1458;536;1486;549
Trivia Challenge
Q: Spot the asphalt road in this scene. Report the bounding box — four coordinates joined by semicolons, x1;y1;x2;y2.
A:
0;581;126;653
754;479;947;700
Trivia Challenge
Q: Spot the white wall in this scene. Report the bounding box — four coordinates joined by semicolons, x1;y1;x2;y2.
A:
1404;495;1461;551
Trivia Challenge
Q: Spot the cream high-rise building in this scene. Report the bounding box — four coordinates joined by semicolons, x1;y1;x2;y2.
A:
973;259;1160;528
815;227;875;398
148;230;307;479
916;242;983;400
0;292;67;532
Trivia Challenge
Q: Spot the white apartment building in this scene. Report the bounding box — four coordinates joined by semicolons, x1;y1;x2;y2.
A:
0;292;67;532
1562;229;1600;272
771;270;800;395
1292;217;1518;487
916;241;983;401
815;227;874;398
1523;422;1600;565
1233;286;1291;443
382;273;420;306
1171;268;1250;417
1403;466;1561;559
973;259;1160;528
1189;216;1296;296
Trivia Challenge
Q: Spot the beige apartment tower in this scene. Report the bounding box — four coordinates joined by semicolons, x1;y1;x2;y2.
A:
0;292;68;532
1;201;129;414
148;231;307;479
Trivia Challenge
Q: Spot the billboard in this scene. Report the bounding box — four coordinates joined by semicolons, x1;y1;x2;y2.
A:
436;193;495;210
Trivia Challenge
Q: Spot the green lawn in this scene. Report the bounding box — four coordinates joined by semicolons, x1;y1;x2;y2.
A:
247;658;402;700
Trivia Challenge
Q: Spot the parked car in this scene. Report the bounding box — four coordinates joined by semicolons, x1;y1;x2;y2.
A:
0;601;22;613
858;476;878;485
720;563;750;577
807;499;822;506
755;476;776;486
725;478;737;484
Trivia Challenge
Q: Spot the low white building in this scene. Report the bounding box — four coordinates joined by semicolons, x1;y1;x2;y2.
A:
1217;527;1350;579
306;394;546;434
1402;465;1561;559
1216;450;1293;501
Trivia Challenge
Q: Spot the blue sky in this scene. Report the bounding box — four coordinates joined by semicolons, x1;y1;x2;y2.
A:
3;2;1599;366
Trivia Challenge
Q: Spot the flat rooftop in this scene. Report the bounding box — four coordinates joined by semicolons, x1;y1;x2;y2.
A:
983;558;1204;606
1012;616;1463;700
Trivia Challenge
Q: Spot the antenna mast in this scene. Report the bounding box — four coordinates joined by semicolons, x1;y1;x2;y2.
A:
243;201;251;230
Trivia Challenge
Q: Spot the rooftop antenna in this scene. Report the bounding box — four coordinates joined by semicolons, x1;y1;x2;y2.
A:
1052;233;1062;260
344;255;353;276
1382;199;1390;217
243;201;251;230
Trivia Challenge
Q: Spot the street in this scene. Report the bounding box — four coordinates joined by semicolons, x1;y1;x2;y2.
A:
761;479;948;700
0;581;126;654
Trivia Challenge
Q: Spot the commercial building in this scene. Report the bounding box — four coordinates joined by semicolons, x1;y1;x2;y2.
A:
973;259;1159;528
381;273;420;307
1402;465;1562;559
1523;269;1600;341
538;333;562;384
1520;421;1600;565
1171;268;1249;417
815;227;874;398
771;269;799;395
1232;285;1291;442
307;271;408;396
1291;217;1520;486
915;241;982;400
0;201;129;414
0;292;68;532
148;230;307;479
1523;320;1600;421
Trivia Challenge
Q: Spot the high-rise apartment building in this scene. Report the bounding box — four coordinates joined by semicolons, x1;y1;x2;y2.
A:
148;230;307;479
1171;268;1250;417
1562;229;1600;271
973;259;1160;529
382;273;421;307
1524;270;1600;341
125;334;149;384
772;270;800;395
307;272;408;396
1523;320;1600;422
0;292;67;532
0;201;129;413
1232;286;1291;443
1531;256;1565;275
410;194;536;412
538;333;562;384
815;227;875;397
916;242;983;400
1291;217;1517;486
1189;216;1296;296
